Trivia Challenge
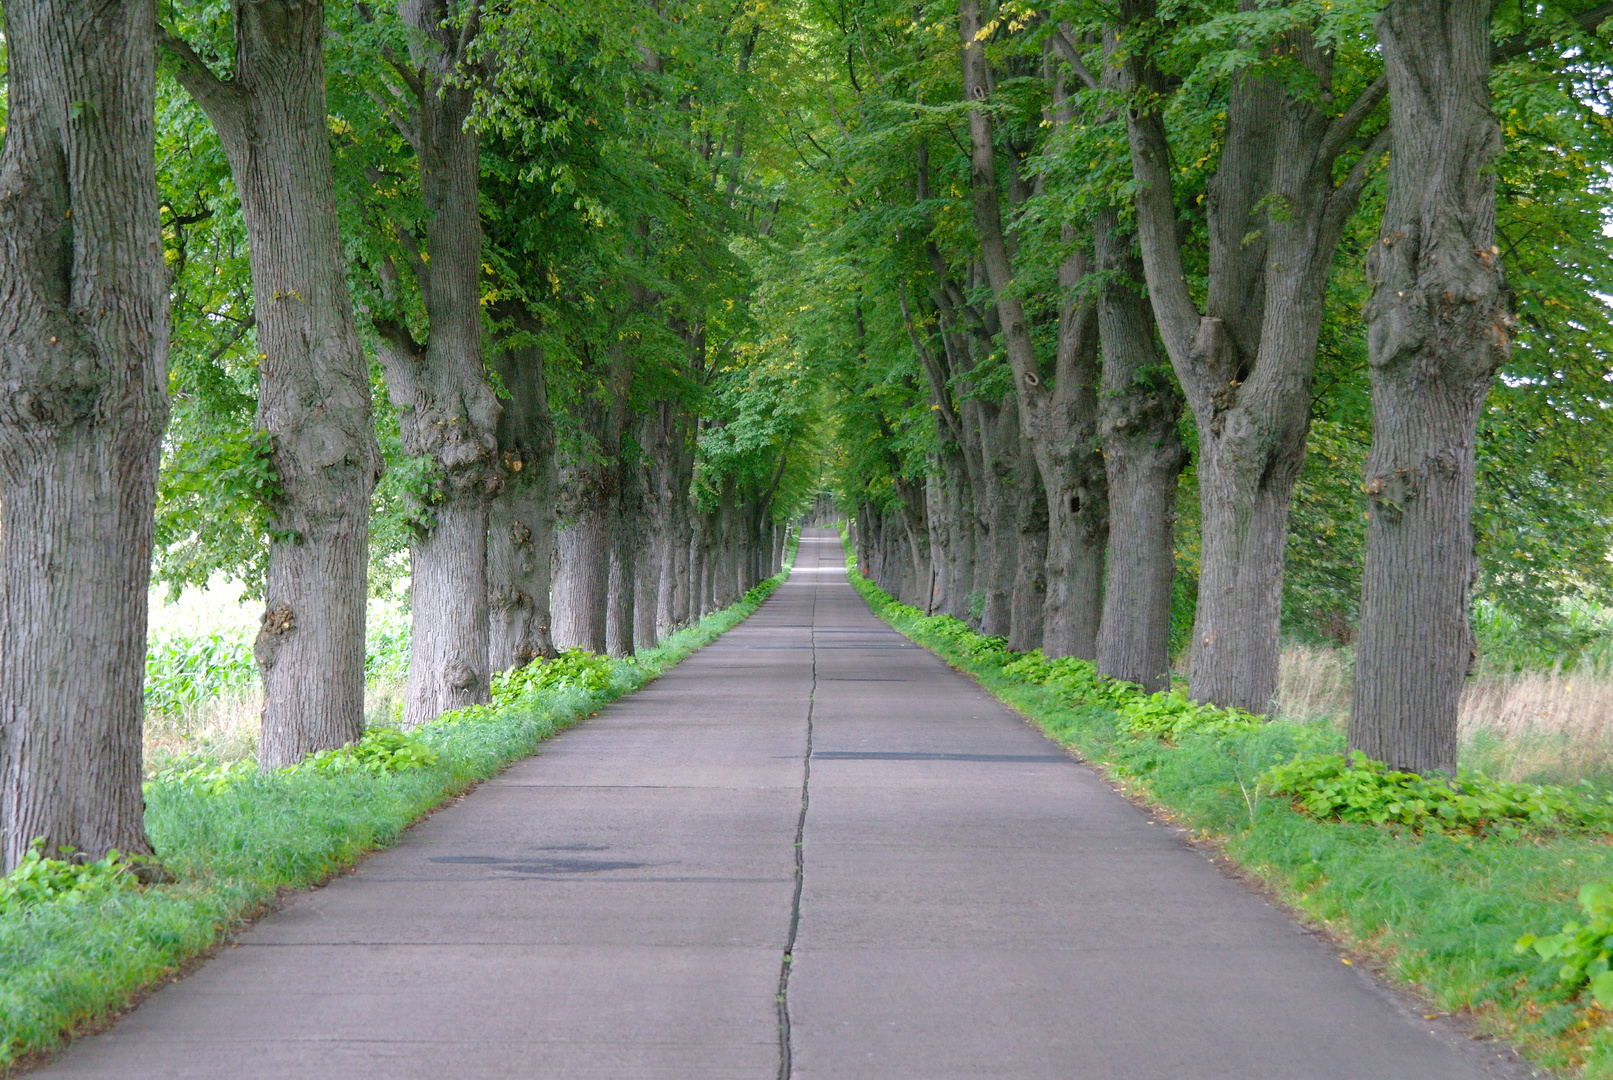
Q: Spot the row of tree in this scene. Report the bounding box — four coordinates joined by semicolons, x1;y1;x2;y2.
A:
0;0;817;872
808;0;1613;776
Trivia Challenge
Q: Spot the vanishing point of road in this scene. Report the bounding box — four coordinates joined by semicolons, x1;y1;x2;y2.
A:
38;531;1533;1079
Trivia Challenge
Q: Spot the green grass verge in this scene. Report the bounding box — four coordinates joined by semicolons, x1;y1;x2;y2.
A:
844;554;1613;1078
0;557;794;1068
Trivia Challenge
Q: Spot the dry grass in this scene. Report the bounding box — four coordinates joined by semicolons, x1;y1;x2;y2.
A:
1273;643;1613;784
143;689;261;772
141;675;412;775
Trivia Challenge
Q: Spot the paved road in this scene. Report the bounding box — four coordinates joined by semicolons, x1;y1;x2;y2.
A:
40;531;1529;1078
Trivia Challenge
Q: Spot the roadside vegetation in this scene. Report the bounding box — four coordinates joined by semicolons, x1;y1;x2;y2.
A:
846;549;1613;1078
0;563;791;1069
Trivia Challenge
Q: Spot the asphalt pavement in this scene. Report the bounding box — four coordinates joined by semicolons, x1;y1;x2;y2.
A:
36;530;1534;1079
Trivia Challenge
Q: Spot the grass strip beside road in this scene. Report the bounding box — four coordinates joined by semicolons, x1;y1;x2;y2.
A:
0;558;793;1069
844;557;1613;1079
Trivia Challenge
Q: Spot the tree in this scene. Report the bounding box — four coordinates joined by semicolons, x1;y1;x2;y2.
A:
358;0;502;725
160;0;382;769
0;0;169;868
1348;0;1512;774
1118;0;1388;713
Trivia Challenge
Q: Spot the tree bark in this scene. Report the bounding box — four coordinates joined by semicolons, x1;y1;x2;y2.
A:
1349;0;1511;775
487;313;556;672
0;0;169;868
1094;211;1187;692
371;0;501;726
162;1;381;768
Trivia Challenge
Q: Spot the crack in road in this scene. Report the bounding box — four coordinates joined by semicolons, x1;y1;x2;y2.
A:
776;552;817;1080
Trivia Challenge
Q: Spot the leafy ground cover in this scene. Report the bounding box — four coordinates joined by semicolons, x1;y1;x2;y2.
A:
0;558;792;1068
844;554;1613;1078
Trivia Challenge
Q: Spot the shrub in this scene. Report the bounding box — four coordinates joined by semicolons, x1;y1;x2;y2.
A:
0;843;136;914
1261;752;1613;836
1118;691;1264;741
492;648;620;703
302;728;438;776
1517;880;1613;1007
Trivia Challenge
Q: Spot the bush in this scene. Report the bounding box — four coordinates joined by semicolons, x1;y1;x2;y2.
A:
0;844;136;915
1260;752;1613;836
1518;881;1613;1008
1118;690;1263;741
492;648;619;703
302;728;438;776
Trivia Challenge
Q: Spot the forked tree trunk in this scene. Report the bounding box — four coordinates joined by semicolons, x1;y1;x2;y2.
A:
1094;211;1187;692
1120;0;1387;712
488;317;556;672
1349;0;1511;775
161;0;380;769
0;0;169;869
372;0;501;727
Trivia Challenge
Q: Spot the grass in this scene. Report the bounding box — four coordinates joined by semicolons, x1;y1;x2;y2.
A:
1273;644;1613;787
0;556;794;1069
845;557;1613;1079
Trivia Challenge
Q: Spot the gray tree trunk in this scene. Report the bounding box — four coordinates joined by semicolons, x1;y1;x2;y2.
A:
1120;0;1387;712
1349;0;1510;775
974;395;1020;637
371;0;500;726
161;0;380;770
487;313;556;672
961;1;1104;658
1094;211;1187;692
0;0;169;869
1008;438;1049;654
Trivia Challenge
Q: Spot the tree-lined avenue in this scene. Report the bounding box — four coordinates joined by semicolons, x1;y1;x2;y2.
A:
33;533;1523;1079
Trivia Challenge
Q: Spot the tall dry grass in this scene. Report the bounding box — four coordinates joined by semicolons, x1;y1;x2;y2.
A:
142;674;411;774
1272;644;1613;784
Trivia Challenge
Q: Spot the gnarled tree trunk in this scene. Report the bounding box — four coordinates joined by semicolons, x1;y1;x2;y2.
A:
0;0;169;868
1094;211;1187;692
372;0;501;726
162;1;381;768
1349;0;1510;775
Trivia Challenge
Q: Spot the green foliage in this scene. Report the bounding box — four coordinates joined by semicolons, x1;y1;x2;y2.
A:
145;628;257;714
1261;753;1613;837
0;843;136;915
1518;881;1613;1009
146;757;257;796
491;649;619;704
1117;691;1264;742
301;728;437;777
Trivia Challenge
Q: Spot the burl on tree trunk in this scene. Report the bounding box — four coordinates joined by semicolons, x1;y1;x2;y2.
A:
0;0;169;869
1349;0;1512;776
161;0;382;770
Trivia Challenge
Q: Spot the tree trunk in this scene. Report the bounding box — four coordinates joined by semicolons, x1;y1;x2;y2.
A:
1008;438;1049;654
605;456;641;657
371;0;500;726
1119;0;1387;712
1349;0;1510;775
961;0;1104;658
487;316;556;672
974;395;1020;637
0;0;169;868
161;0;380;770
1094;211;1187;692
552;479;612;654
